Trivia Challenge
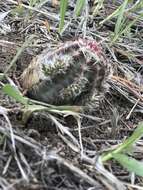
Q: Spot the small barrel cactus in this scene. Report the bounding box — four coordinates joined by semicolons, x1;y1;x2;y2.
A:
21;39;111;110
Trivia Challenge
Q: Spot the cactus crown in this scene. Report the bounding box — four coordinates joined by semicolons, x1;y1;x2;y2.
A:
21;39;110;109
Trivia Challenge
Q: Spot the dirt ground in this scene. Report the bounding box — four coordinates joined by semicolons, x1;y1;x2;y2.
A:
0;1;143;190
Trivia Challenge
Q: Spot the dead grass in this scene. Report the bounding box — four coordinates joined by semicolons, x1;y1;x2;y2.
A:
0;0;143;190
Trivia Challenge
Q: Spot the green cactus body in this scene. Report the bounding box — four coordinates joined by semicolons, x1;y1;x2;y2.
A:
21;39;111;110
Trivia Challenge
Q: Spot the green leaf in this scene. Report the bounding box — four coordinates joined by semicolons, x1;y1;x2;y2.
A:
2;84;28;105
59;0;68;33
74;0;85;17
22;104;48;123
102;122;143;162
113;153;143;177
120;122;143;150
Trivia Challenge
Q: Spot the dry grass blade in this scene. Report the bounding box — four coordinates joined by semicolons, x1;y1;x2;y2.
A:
44;152;101;187
0;125;41;150
2;155;12;175
14;152;29;181
0;177;15;190
0;0;143;189
6;0;59;21
0;11;10;22
0;106;16;152
49;114;80;147
95;157;126;190
3;35;35;77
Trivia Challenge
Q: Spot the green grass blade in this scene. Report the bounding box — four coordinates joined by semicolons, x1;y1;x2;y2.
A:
3;35;34;78
22;104;48;123
113;153;143;177
29;0;40;7
102;122;143;162
99;4;122;25
128;1;143;12
2;84;28;105
114;0;128;35
121;13;143;35
111;5;143;44
74;0;85;17
59;0;68;33
2;84;82;113
92;0;104;16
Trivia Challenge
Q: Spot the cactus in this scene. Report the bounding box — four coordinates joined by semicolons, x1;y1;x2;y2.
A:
21;39;111;110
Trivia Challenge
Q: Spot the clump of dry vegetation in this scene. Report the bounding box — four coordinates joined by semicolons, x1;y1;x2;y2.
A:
0;0;143;190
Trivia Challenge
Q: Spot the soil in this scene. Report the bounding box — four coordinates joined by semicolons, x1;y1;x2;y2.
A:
0;1;143;190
